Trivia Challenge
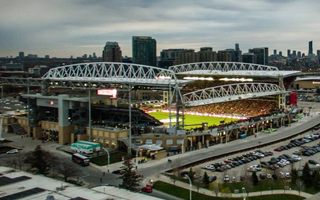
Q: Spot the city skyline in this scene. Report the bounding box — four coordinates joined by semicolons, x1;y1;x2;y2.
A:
1;0;320;57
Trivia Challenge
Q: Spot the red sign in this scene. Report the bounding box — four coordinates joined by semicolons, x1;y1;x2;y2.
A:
97;89;117;98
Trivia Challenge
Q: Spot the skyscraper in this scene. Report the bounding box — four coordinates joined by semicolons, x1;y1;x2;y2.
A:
234;43;242;62
248;47;268;65
273;49;277;55
132;36;156;66
18;52;24;59
102;42;122;62
308;41;313;55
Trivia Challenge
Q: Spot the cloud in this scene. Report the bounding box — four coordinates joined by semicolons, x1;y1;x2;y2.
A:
0;0;319;57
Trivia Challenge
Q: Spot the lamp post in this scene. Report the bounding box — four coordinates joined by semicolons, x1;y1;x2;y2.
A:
185;174;192;200
242;187;246;200
103;148;110;172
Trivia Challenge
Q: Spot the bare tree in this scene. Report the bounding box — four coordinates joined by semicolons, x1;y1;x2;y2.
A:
56;162;80;182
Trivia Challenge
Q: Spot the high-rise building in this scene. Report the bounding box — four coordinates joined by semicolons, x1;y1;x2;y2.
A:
248;47;268;65
287;49;291;57
297;51;302;58
317;50;320;57
132;36;156;66
18;52;24;59
279;51;282;57
93;52;97;59
234;43;242;62
197;47;217;62
217;50;232;62
159;49;191;68
273;49;277;55
242;53;257;64
102;42;122;62
292;50;297;58
175;49;196;64
308;41;313;55
44;55;50;59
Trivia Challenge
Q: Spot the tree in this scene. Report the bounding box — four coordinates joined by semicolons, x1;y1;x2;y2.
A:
188;168;195;182
302;163;312;187
252;171;259;186
56;162;80;182
202;172;210;188
24;145;55;174
119;159;143;191
291;168;298;186
313;170;320;190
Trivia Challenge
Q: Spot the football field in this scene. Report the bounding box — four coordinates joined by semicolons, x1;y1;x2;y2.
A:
149;111;238;129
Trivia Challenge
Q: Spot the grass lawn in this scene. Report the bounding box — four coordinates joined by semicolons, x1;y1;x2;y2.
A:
149;111;238;129
153;181;304;200
90;151;130;166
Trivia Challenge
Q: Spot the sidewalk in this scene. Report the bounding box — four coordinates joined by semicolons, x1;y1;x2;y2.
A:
155;174;313;199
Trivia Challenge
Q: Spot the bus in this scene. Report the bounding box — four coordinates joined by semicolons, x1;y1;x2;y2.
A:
72;153;90;166
71;140;101;155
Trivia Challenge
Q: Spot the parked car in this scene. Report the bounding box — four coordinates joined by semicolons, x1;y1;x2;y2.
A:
6;149;18;154
223;175;230;182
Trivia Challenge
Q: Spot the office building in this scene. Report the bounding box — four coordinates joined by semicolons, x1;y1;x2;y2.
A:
297;51;302;58
317;50;320;57
102;42;122;62
292;50;297;58
18;52;24;59
175;49;196;64
279;51;282;57
197;47;217;62
287;49;291;58
217;50;232;62
234;43;242;62
308;41;313;55
159;49;191;68
242;53;256;64
273;49;277;55
248;47;268;65
132;36;156;66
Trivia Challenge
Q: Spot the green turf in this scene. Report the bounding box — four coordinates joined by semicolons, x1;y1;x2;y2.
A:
153;181;304;200
149;111;238;129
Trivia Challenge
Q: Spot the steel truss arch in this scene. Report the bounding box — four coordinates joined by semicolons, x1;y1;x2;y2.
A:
169;62;279;73
183;82;285;107
43;62;180;87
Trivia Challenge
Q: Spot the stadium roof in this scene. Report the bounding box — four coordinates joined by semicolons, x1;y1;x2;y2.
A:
169;62;301;78
176;70;301;78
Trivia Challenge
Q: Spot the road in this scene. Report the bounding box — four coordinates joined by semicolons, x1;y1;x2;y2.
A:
137;114;320;178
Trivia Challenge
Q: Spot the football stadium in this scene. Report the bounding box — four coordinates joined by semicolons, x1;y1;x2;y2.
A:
0;62;303;157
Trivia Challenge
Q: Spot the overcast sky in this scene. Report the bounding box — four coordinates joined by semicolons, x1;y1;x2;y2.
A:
0;0;319;57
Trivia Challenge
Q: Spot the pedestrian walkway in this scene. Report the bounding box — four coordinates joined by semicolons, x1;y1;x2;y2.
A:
155;174;313;199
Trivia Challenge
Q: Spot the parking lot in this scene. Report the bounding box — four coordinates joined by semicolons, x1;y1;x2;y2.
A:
186;125;320;183
0;97;26;114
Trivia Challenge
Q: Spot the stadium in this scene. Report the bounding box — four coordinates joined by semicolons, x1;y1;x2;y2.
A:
0;62;302;157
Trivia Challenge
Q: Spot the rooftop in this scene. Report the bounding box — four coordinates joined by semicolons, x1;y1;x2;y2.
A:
0;166;162;200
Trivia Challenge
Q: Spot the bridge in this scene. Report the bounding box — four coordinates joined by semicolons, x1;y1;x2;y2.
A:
183;82;285;107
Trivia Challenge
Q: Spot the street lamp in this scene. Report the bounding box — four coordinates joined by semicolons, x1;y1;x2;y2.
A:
184;174;192;200
103;148;110;172
242;187;246;200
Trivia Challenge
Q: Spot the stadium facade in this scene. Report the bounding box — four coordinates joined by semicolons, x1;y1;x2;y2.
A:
0;62;303;157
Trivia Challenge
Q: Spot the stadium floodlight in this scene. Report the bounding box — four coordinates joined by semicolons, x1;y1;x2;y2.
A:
219;78;253;82
183;77;214;81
